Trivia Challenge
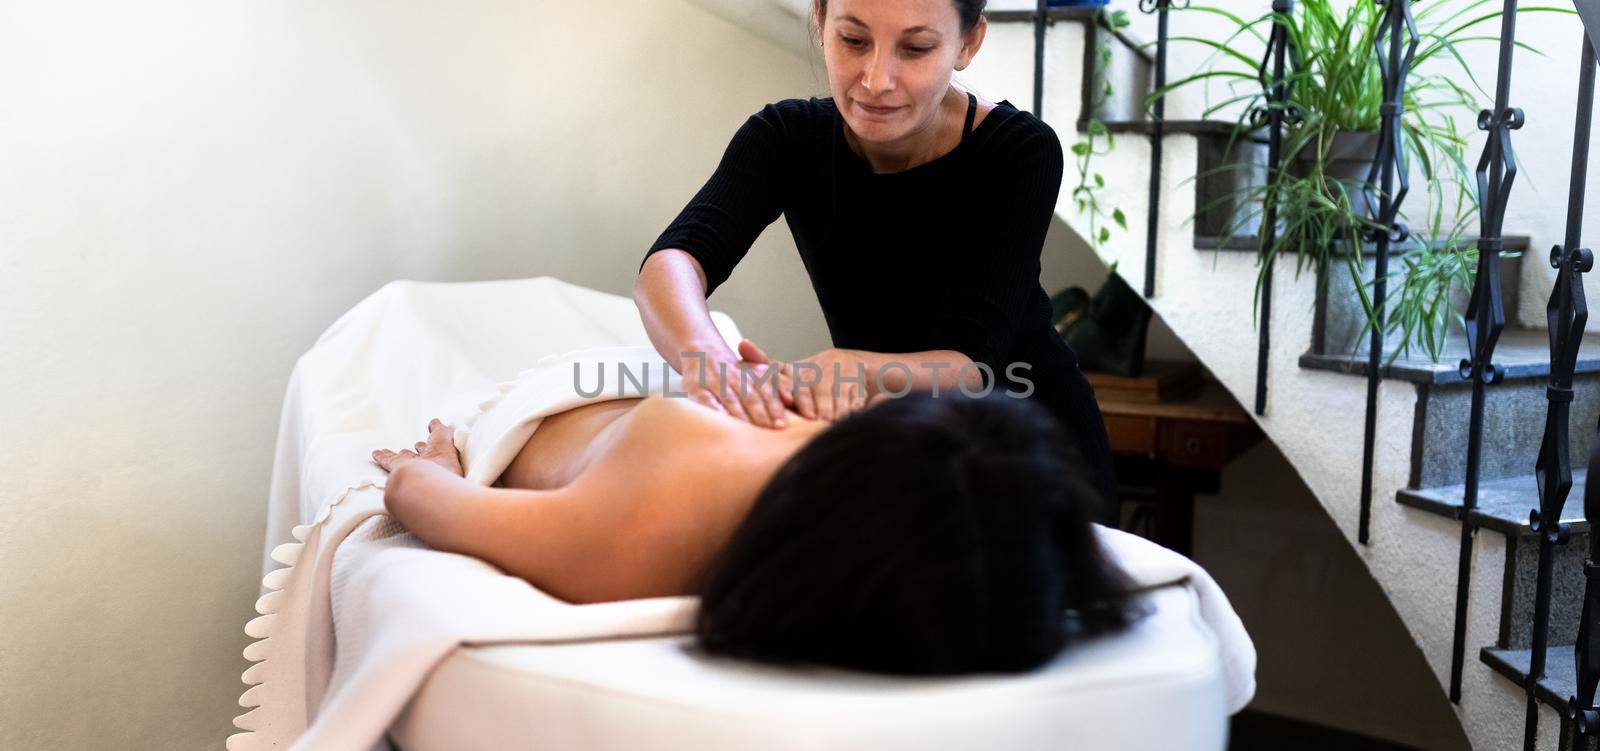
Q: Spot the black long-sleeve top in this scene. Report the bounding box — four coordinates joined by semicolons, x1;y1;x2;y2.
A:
640;95;1084;423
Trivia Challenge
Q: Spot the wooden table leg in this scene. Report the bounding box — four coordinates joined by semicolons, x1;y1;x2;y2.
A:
1152;466;1196;558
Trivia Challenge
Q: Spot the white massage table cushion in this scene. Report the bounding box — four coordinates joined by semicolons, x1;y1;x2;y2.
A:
389;582;1228;751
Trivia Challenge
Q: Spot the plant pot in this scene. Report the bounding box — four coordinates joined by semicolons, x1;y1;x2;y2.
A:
1292;131;1381;221
1193;130;1381;246
1316;241;1523;361
1195;132;1270;240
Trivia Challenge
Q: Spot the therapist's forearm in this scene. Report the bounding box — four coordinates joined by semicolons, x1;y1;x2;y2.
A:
850;349;984;395
634;249;738;372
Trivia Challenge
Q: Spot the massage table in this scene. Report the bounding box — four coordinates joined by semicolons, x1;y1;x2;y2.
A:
230;276;1255;750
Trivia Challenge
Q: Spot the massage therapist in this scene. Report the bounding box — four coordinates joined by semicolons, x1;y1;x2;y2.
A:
633;0;1118;520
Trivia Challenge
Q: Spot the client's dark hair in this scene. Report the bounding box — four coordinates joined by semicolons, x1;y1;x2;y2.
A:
693;390;1138;675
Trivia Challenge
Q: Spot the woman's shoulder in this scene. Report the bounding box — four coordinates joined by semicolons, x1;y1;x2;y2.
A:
725;98;838;167
760;96;838;120
974;100;1061;150
744;97;838;136
969;99;1064;174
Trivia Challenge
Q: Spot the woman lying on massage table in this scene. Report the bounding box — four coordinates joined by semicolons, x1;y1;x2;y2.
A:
370;389;1136;676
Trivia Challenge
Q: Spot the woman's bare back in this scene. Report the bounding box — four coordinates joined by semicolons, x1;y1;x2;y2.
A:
487;394;829;599
493;397;649;491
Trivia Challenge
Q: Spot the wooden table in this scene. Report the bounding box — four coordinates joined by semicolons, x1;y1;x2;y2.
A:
1088;366;1262;557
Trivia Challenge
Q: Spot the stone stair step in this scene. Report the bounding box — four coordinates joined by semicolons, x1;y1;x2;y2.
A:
1296;325;1600;488
1400;472;1592;649
1482;646;1577;712
1075;119;1238;136
1299;326;1600;385
1396;471;1590;537
1195;233;1529;255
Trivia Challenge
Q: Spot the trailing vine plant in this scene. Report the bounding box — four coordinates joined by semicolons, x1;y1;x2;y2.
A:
1070;7;1131;259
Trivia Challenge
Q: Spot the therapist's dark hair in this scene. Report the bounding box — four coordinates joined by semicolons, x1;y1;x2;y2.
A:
693;390;1139;675
814;0;988;35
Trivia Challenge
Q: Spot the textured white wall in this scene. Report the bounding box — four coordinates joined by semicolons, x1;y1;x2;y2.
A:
0;1;828;749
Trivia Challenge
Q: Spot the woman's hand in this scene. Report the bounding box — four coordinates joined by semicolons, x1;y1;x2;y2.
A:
745;343;872;423
678;340;791;429
372;418;464;477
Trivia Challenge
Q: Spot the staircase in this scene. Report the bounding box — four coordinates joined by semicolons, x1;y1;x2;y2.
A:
683;0;1598;749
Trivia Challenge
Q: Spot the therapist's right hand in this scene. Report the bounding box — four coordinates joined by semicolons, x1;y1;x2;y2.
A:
678;342;790;429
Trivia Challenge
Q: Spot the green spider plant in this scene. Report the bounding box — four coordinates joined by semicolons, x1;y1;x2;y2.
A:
1150;0;1563;365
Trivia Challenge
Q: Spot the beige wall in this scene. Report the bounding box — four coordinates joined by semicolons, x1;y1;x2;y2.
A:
0;1;827;748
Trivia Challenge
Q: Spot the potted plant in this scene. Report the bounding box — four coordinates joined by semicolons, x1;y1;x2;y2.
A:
1156;0;1563;364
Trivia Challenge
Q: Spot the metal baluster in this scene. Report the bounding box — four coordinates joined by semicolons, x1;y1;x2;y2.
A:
1033;0;1047;117
1139;0;1182;298
1253;0;1295;416
1355;0;1418;547
1525;30;1595;749
1566;25;1600;750
1448;0;1523;704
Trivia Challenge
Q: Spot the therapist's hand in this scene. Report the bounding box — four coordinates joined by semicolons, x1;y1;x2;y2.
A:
744;343;871;423
372;418;465;477
678;342;790;429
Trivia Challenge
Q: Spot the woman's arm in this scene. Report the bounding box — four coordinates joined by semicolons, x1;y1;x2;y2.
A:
635;103;796;428
853;348;986;394
924;120;1065;377
634;249;738;374
384;461;617;602
635;250;790;428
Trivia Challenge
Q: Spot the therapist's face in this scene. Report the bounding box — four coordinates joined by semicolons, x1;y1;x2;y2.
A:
815;0;985;145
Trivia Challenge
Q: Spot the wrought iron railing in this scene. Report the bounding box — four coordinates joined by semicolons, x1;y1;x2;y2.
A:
1140;0;1175;299
1536;16;1598;750
1023;1;1597;740
1526;34;1593;746
1033;0;1048;118
1253;0;1295;416
1355;0;1418;547
1449;0;1522;706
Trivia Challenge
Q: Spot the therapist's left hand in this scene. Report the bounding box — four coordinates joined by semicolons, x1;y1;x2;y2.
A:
740;342;871;423
372;418;465;477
